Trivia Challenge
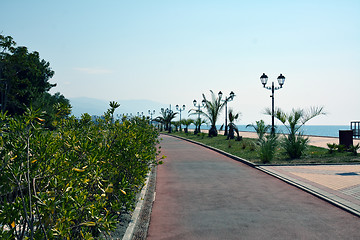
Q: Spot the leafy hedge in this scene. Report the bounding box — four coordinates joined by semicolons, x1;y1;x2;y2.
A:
0;108;161;239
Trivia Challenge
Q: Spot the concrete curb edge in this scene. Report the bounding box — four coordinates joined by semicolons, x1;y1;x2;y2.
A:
122;166;154;240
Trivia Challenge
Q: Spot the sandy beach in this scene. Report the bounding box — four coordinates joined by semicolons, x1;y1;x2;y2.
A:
186;129;360;150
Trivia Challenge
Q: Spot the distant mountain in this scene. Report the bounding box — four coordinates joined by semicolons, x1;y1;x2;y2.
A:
69;97;167;118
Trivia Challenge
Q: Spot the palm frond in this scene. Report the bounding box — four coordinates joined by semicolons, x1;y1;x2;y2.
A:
302;106;326;125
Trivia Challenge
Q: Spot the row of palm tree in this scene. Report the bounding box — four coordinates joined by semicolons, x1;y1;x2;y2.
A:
119;89;326;162
151;90;326;161
153;90;236;136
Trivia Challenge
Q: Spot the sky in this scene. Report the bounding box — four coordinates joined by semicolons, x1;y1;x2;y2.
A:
1;0;360;125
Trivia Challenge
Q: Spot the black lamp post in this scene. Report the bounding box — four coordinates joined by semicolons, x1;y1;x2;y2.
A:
260;73;285;135
218;91;235;136
176;104;185;132
148;110;155;125
193;99;206;134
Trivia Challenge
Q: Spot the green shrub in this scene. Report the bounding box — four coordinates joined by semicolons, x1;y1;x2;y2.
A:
337;144;347;153
267;107;325;159
258;134;278;164
0;108;161;239
349;143;360;156
327;143;337;154
282;134;309;159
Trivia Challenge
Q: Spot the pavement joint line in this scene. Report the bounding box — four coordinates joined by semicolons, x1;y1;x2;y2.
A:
163;133;360;218
122;166;153;240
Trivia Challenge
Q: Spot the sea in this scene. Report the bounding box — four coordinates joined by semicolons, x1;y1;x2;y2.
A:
188;125;353;138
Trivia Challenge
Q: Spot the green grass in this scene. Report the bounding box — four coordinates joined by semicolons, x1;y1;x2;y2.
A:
168;131;360;165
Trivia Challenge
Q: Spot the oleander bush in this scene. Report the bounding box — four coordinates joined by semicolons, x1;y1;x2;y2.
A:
0;108;161;239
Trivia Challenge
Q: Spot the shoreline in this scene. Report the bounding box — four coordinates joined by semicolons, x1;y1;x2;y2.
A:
185;124;357;138
183;129;360;150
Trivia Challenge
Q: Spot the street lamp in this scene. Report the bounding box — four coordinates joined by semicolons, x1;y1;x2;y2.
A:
193;99;206;134
148;109;155;125
218;91;235;136
260;73;285;135
176;104;186;132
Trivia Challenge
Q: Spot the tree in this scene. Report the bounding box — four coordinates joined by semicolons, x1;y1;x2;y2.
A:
0;34;55;115
172;121;181;132
227;108;241;140
193;118;207;134
0;34;16;112
266;106;326;159
32;92;71;129
247;120;277;163
154;108;177;132
246;120;271;141
258;134;278;163
180;118;194;133
190;90;225;137
108;101;120;123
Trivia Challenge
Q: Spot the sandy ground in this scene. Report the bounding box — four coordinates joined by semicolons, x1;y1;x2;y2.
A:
189;129;360;150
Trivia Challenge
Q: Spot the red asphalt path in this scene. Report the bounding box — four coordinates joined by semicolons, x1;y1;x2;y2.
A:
147;135;360;240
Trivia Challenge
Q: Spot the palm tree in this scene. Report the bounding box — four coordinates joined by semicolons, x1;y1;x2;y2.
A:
227;109;241;140
266;106;326;159
155;108;178;132
247;120;277;163
190;90;225;137
172;120;181;132
193;118;207;134
109;101;120;123
246;120;271;141
181;118;194;133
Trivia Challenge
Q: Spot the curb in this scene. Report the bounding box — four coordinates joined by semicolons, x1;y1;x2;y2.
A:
163;133;360;218
122;166;156;240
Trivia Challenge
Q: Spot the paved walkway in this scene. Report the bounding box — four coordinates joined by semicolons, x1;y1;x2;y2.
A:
147;135;360;239
259;165;360;216
242;131;360;216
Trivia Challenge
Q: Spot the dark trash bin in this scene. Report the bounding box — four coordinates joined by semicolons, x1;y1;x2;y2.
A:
339;130;353;148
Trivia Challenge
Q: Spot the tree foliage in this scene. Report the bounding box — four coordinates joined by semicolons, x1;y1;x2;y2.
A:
32;92;71;129
227;108;241;140
247;120;277;163
154;108;177;132
0;34;56;115
190;90;224;137
246;120;271;141
180;118;194;133
266;106;326;159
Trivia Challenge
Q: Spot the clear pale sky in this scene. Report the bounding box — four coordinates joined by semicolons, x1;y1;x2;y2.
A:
1;0;359;125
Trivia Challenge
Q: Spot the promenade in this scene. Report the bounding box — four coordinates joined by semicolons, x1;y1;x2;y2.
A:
146;134;360;239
